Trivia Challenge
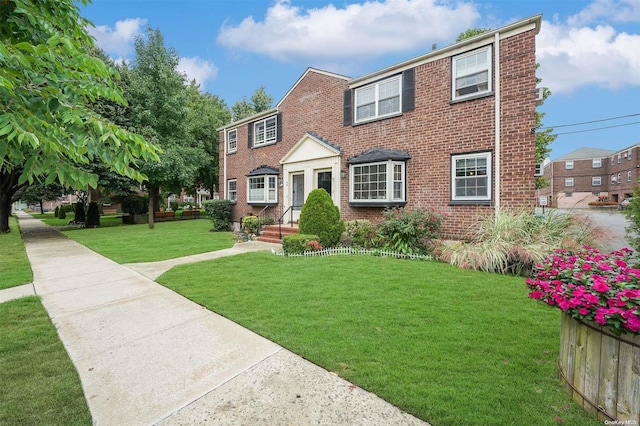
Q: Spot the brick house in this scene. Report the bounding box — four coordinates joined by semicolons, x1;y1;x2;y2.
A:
538;145;640;208
218;14;541;239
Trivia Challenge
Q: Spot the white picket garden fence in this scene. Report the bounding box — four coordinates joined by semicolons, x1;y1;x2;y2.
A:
273;246;432;260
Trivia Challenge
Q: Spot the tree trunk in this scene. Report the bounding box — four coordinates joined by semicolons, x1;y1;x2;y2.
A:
0;170;21;233
38;199;44;214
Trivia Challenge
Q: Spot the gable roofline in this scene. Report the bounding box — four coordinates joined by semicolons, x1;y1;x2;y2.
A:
280;131;342;164
349;13;542;88
552;147;617;162
276;68;351;109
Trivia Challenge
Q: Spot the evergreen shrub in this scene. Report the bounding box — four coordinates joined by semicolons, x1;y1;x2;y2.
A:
283;234;320;254
203;199;233;231
298;188;344;248
74;202;86;223
58;208;66;219
86;202;100;227
54;206;59;217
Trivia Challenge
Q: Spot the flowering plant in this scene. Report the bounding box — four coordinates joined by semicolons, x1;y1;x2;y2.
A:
526;246;640;335
305;240;323;252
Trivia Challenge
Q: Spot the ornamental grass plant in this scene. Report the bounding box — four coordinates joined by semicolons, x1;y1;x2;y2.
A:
439;208;612;276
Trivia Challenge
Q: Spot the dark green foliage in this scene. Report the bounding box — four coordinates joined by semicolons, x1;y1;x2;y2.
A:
74;202;85;223
624;192;640;251
58;208;66;220
378;207;445;255
54;206;59;217
282;234;319;254
62;204;74;213
298;188;345;247
203;199;232;231
119;194;147;215
85;202;100;227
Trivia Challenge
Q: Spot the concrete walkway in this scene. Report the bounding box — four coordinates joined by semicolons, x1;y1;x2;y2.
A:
5;212;428;426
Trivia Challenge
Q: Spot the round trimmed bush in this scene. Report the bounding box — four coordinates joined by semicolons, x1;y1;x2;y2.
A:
74;202;86;223
298;188;345;248
86;202;100;227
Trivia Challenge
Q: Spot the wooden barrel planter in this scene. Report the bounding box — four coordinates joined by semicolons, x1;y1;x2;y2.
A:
559;313;640;421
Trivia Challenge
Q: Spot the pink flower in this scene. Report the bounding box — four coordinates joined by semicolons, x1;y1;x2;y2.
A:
529;290;544;300
578;307;590;316
582;263;592;271
592;278;610;293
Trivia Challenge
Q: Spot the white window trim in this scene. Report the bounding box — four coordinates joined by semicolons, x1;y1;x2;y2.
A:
592;176;601;186
451;151;492;202
227;179;237;202
452;45;492;101
253;116;277;147
247;175;278;204
592;158;601;168
565;160;574;170
565;178;574;187
354;75;402;123
349;160;406;203
227;129;237;154
628;171;632;182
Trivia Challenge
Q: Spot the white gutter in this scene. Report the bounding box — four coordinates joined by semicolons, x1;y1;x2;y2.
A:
222;127;227;199
494;32;501;211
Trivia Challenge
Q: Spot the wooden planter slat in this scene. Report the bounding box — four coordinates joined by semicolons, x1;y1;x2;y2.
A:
560;313;640;422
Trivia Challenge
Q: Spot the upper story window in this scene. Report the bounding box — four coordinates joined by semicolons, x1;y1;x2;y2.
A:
592;158;601;168
611;174;616;184
628;171;633;182
618;154;622;163
452;46;492;101
227;129;237;153
617;173;622;183
565;178;574;187
355;75;401;123
628;149;633;160
227;179;237;202
611;156;615;165
451;151;492;203
592;176;601;186
254;116;277;147
565;160;574;170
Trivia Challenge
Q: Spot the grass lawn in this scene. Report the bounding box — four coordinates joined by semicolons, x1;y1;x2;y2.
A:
62;219;236;263
0;297;91;425
30;212;123;228
0;215;33;290
158;252;601;426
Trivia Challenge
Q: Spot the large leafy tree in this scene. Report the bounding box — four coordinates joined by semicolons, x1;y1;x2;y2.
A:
456;28;556;189
230;86;273;122
185;81;231;199
0;0;160;232
127;28;209;228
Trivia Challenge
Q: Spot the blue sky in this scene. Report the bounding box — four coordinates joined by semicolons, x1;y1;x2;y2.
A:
80;0;640;160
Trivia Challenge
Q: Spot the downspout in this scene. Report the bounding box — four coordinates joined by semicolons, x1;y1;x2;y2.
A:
222;127;227;200
494;32;501;212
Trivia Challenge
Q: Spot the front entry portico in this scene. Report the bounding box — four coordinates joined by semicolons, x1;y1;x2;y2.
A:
280;133;342;223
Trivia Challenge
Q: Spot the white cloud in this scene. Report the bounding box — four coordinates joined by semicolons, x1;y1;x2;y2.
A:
87;18;147;57
216;0;479;66
566;0;640;26
177;57;219;90
537;11;640;93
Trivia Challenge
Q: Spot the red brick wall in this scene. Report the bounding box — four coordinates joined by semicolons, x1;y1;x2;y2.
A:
220;28;538;240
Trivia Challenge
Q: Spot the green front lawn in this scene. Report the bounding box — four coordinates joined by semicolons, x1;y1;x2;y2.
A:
0;297;91;425
62;219;236;263
158;252;600;426
0;216;32;290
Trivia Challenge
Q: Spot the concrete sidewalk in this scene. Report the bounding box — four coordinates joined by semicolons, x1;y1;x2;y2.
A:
9;212;428;426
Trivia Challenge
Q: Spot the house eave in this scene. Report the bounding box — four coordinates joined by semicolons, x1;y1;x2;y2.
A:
216;107;279;132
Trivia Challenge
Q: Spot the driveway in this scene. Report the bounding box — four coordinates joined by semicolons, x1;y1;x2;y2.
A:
571;209;632;252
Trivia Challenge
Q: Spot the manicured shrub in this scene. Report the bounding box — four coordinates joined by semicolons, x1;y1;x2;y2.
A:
203;199;233;231
298;188;344;248
378;207;445;255
58;208;66;220
74;202;86;223
120;195;148;215
340;220;378;248
282;234;320;254
85;202;100;227
54;206;59;217
242;215;259;234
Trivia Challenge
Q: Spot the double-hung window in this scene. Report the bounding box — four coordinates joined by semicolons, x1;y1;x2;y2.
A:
254;116;277;147
592;158;601;168
628;171;633;182
452;46;492;100
355;76;401;123
227;179;237;202
451;151;491;202
565;178;574;187
592;176;601;186
247;175;277;204
227;129;237;153
565;160;574;170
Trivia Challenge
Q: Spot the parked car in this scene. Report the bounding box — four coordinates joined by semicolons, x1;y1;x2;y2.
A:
619;198;634;209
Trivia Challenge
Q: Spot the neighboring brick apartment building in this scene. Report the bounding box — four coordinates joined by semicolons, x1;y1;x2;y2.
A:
218;15;541;239
538;145;640;208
